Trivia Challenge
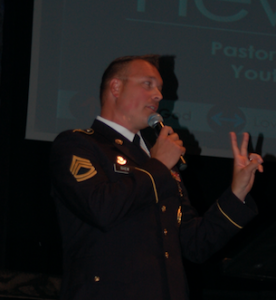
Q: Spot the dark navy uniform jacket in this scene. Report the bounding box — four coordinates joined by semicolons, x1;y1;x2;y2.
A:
50;119;258;300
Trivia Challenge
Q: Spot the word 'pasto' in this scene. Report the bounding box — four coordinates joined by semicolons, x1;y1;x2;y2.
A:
212;42;276;82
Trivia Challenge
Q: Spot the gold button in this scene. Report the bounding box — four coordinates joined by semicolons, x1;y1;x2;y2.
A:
94;276;100;282
115;139;123;145
165;252;169;258
161;206;166;212
164;229;168;236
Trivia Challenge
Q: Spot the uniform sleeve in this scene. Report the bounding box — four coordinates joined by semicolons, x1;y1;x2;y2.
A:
50;131;179;231
179;186;258;263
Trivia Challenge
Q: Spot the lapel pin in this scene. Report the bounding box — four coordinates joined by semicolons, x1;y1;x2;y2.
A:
116;156;127;165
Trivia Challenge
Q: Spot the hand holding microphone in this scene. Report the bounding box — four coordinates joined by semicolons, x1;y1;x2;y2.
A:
148;113;187;171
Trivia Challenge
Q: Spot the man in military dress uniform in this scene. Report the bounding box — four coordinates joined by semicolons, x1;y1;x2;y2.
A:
50;55;263;300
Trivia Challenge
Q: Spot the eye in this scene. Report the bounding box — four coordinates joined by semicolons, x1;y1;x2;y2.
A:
144;81;152;88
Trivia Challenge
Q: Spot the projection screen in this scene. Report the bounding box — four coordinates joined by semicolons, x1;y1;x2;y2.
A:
26;0;276;158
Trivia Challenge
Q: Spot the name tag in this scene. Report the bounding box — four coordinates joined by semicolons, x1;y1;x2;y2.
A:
114;164;133;174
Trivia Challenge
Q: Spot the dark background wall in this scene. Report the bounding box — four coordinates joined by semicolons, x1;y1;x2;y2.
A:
0;0;276;299
0;0;62;275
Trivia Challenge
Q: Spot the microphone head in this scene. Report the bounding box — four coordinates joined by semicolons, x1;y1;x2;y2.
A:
148;113;163;128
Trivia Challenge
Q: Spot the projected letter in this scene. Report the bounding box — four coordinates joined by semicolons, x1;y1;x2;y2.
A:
261;0;276;26
195;0;250;22
179;0;188;16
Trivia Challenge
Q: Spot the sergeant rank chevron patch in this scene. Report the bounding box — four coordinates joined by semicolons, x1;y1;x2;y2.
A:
70;155;97;182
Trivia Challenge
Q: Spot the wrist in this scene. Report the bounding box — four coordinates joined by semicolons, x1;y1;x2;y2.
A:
231;185;246;203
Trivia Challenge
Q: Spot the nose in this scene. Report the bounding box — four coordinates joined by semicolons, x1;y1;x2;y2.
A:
152;87;163;102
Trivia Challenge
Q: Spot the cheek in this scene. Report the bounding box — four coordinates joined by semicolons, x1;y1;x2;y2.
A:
124;96;144;112
119;88;148;114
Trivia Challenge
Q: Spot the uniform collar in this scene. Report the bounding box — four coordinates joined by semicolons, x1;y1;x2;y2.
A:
96;116;136;142
96;116;149;155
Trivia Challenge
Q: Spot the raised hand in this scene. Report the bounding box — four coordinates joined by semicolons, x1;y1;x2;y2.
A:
230;132;263;202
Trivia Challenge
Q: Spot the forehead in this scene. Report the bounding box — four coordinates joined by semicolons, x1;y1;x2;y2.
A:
126;59;163;84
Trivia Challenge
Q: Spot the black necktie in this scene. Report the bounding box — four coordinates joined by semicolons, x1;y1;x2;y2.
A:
133;134;141;147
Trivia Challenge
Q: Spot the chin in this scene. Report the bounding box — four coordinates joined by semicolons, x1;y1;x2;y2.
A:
141;122;149;130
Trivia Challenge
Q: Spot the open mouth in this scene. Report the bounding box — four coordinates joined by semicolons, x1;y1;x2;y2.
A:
147;105;157;112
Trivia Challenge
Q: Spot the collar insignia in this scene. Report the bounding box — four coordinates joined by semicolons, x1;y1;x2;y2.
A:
73;128;94;135
115;139;123;145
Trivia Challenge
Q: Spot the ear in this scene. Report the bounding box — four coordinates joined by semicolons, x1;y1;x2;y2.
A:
109;78;123;98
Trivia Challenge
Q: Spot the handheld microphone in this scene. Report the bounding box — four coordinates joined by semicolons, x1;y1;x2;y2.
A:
148;113;187;171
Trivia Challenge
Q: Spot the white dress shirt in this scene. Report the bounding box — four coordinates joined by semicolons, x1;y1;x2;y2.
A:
96;116;150;156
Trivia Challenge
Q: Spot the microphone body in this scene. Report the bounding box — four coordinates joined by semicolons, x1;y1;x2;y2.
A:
148;114;187;171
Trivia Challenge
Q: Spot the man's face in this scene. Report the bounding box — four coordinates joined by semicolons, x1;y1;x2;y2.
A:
114;59;163;133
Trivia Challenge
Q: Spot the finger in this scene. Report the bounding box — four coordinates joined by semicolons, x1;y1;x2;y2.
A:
248;155;264;173
258;164;264;173
245;160;259;173
176;144;186;155
159;126;174;137
246;158;263;173
169;132;180;141
180;146;186;156
174;139;183;147
230;132;240;157
248;153;263;164
240;132;249;157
